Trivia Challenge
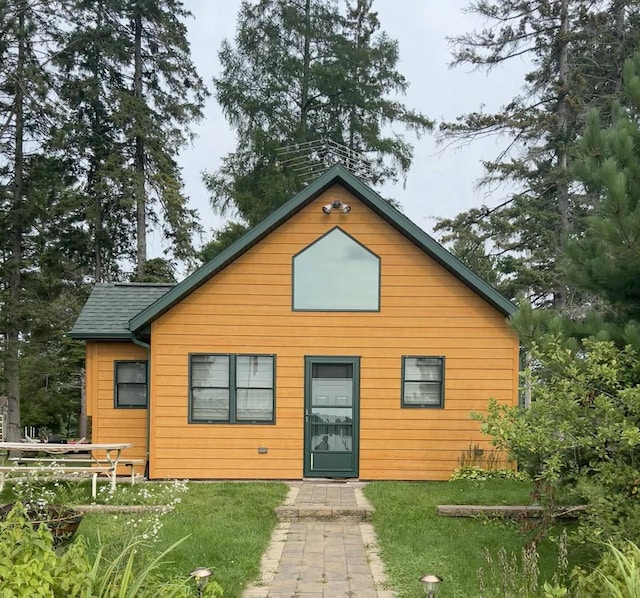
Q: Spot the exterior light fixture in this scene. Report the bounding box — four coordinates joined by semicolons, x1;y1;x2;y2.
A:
322;200;351;214
190;567;213;597
420;574;442;597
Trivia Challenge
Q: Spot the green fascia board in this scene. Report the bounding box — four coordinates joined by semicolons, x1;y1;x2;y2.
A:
332;168;517;316
68;332;132;340
129;166;515;332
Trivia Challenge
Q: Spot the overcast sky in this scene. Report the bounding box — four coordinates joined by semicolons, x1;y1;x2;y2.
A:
165;0;528;255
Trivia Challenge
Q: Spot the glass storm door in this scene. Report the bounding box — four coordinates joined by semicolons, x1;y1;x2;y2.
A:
304;357;359;478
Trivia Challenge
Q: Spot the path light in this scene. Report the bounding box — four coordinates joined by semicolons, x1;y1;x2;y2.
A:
190;567;213;597
420;574;442;597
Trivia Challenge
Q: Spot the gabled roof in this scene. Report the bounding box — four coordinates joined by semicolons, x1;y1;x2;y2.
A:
69;283;174;340
128;166;515;334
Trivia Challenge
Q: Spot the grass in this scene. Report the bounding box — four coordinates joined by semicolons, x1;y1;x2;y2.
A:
364;480;585;598
1;479;288;597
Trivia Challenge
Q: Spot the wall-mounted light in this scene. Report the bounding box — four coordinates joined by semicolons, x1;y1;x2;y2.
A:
322;200;351;214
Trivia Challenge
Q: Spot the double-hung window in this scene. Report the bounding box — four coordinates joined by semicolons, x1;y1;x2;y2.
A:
190;354;275;423
114;361;148;408
402;356;444;408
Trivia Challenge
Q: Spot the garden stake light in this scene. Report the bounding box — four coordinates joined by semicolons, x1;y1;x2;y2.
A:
420;574;442;597
190;567;212;597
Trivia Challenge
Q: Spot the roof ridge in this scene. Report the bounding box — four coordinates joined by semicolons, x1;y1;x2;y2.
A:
113;282;176;288
128;165;515;333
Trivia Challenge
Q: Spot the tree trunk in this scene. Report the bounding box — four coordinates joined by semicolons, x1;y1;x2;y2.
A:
554;0;570;310
348;1;364;151
92;4;104;282
299;0;311;135
6;4;26;442
134;10;146;277
614;0;626;91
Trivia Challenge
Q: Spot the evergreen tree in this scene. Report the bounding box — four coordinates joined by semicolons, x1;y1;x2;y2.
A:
0;0;70;441
436;1;640;310
511;54;640;350
55;0;136;281
56;0;209;279
567;54;640;329
206;0;432;230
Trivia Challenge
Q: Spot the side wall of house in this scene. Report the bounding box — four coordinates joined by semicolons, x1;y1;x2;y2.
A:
86;341;148;474
148;185;519;480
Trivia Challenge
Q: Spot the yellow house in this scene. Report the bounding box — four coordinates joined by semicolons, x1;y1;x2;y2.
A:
70;166;518;481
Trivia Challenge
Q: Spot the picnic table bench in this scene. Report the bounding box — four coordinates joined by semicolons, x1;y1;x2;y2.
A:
0;442;136;498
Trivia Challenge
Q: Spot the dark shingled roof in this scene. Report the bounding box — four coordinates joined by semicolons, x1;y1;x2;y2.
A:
69;283;174;340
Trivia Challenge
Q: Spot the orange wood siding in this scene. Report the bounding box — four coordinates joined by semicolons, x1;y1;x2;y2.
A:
85;341;148;475
149;184;519;481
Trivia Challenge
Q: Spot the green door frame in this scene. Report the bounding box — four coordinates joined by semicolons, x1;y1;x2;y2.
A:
303;356;360;478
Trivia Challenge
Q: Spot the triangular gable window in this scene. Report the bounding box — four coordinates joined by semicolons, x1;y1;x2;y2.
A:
292;227;380;311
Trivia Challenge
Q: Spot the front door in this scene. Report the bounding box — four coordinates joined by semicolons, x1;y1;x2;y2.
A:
304;356;359;478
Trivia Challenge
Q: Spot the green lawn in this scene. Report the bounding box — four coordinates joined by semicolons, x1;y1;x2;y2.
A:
0;477;594;597
364;480;585;598
78;482;288;597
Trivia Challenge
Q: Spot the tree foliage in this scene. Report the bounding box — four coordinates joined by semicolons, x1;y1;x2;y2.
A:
437;1;640;309
511;53;640;350
567;54;640;324
56;0;208;278
476;338;640;543
0;1;205;437
205;0;432;236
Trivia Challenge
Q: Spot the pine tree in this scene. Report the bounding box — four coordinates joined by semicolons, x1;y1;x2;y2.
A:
436;1;640;310
55;0;135;281
206;0;432;229
57;0;209;279
568;54;640;326
0;0;70;441
124;0;208;277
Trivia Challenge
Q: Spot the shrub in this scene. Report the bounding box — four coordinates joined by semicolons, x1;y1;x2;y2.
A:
0;502;92;597
473;338;640;543
572;541;640;597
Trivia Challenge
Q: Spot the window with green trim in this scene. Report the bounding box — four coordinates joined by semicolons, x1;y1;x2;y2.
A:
114;361;147;408
292;227;380;311
402;356;444;408
190;354;275;423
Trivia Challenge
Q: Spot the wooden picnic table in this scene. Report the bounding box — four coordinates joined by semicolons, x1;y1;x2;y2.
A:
0;442;133;498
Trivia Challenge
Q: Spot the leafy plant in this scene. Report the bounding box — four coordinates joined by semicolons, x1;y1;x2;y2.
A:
88;535;223;598
0;502;92;597
572;541;640;597
473;338;640;543
0;502;222;597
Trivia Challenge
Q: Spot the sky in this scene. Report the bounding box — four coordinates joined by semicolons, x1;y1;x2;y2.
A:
165;0;528;255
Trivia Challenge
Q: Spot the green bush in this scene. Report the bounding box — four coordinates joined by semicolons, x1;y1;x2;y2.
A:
572;540;640;597
473;338;640;543
0;502;92;597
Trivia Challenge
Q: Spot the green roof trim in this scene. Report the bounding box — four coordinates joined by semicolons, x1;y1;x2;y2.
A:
129;166;515;332
70;283;174;340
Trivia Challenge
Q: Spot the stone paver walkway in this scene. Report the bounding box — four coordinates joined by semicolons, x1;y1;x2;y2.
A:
243;481;395;598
